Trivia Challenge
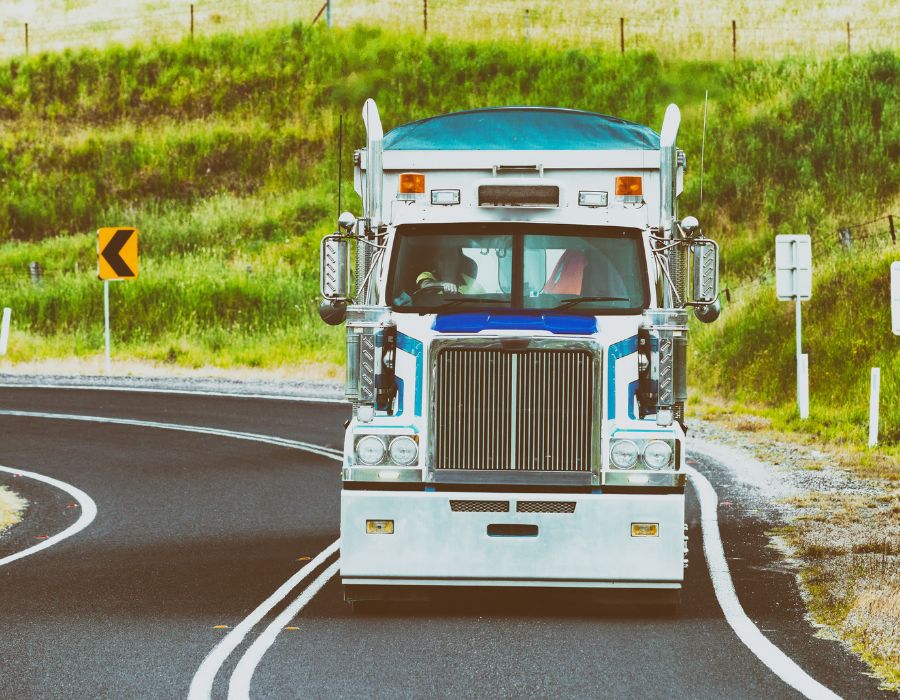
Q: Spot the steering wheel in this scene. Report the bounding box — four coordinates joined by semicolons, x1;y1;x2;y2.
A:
411;285;447;302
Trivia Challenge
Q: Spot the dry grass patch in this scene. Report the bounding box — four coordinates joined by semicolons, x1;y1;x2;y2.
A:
776;489;900;689
0;485;27;533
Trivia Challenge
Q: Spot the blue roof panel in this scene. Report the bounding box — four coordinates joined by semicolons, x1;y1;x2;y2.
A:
383;107;659;151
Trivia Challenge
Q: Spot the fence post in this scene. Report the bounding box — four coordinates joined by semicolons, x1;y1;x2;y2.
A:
525;9;530;40
889;214;896;244
731;20;736;60
190;4;194;40
29;262;42;286
424;0;427;34
619;18;624;53
846;21;851;54
326;0;332;28
24;23;28;57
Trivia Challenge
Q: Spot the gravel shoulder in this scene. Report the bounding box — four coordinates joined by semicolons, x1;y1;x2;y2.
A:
690;411;899;691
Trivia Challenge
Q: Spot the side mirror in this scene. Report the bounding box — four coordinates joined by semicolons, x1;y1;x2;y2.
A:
319;298;347;326
319;234;350;325
694;298;721;323
321;234;350;301
689;239;719;306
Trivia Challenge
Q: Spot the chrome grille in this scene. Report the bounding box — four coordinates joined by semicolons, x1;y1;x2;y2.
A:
450;500;510;513
433;347;594;472
516;501;576;513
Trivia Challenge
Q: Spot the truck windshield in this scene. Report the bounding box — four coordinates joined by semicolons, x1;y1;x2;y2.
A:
389;224;648;313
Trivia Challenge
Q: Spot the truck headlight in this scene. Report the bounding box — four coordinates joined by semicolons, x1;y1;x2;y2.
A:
642;440;673;470
388;436;418;466
356;435;386;465
610;440;639;469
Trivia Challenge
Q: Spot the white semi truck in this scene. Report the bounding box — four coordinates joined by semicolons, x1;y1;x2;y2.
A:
319;101;720;609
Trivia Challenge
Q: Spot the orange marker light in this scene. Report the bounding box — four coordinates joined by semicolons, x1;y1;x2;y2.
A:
399;172;426;194
615;176;643;196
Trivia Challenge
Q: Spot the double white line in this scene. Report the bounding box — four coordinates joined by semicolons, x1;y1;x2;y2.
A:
189;540;341;700
0;408;839;699
0;408;344;700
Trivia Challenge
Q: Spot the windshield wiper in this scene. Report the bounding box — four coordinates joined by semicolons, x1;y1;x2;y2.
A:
550;296;630;310
431;298;513;311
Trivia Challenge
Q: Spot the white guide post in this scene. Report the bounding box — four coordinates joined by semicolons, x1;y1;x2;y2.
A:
794;257;808;419
0;307;10;356
775;235;812;419
869;368;880;448
891;261;900;336
103;280;111;373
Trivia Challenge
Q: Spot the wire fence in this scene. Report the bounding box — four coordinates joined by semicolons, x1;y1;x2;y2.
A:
720;213;897;304
4;214;895;296
0;0;897;61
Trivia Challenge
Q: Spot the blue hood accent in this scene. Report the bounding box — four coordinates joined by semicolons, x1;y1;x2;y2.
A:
433;313;597;335
383;107;660;151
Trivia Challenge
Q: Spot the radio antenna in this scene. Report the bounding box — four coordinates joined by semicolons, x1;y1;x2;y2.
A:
700;90;708;208
337;113;343;218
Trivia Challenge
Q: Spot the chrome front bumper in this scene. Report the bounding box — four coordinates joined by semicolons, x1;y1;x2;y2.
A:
340;490;685;588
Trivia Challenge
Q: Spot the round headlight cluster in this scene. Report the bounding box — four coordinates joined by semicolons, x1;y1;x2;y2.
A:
610;440;639;469
356;435;386;465
355;435;419;467
643;440;673;470
389;436;418;465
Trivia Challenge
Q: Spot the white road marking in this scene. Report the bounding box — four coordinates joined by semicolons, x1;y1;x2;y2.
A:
685;464;841;700
0;382;346;404
227;560;341;700
187;540;340;700
0;410;343;460
0;394;842;697
0;464;97;567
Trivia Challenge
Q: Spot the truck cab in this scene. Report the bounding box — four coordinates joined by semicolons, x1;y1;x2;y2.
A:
319;103;719;608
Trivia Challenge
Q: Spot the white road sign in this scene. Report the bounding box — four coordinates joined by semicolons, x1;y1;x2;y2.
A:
892;261;900;336
775;235;812;300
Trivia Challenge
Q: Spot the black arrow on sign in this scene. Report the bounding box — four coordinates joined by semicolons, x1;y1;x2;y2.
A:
101;229;135;277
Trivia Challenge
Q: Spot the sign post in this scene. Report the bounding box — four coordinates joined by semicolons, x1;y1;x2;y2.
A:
775;235;812;419
892;261;900;336
97;228;139;373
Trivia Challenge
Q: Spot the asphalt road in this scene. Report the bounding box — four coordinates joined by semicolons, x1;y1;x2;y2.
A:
0;387;891;699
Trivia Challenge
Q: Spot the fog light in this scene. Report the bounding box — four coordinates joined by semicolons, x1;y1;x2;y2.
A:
366;519;394;535
631;523;659;537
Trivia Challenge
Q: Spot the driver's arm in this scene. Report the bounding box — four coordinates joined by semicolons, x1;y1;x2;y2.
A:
416;271;458;293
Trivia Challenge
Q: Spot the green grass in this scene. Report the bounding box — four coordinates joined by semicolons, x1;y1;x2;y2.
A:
692;242;900;452
0;22;897;443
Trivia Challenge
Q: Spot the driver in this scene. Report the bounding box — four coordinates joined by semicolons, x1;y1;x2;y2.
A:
415;246;482;295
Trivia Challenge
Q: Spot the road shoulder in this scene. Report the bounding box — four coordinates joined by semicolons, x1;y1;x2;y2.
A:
690;415;899;692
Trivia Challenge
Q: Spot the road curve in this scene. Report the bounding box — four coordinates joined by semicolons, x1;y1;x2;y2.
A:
0;386;890;699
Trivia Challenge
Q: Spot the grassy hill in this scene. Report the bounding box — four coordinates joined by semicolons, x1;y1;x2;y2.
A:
0;22;897;441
